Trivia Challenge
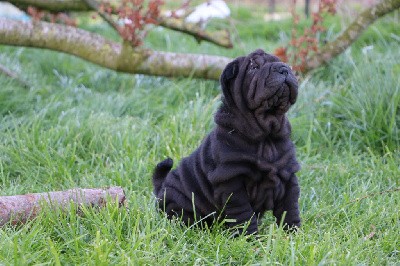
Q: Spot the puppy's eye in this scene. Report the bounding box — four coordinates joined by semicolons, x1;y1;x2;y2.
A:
249;60;259;70
250;64;259;70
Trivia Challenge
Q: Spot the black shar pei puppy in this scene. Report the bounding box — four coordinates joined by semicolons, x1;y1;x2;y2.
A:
153;49;301;235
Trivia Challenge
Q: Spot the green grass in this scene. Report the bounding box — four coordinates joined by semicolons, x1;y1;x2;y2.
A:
0;10;399;265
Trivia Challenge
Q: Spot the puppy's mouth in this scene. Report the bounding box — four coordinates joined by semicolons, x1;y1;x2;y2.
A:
258;76;298;115
269;83;291;113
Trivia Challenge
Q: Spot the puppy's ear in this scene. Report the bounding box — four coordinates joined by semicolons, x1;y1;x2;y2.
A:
220;60;239;85
220;58;243;107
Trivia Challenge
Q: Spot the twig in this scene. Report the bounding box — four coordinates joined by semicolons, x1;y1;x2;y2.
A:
83;0;232;48
304;187;400;222
0;63;30;88
81;0;121;33
348;187;400;204
159;17;232;48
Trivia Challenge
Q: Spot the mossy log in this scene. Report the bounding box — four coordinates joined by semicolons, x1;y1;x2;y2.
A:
0;18;231;80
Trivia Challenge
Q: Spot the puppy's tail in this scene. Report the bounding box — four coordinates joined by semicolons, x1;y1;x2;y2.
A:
152;158;173;195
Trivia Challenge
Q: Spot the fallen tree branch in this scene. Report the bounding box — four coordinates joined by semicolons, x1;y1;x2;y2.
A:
7;0;233;48
305;0;400;72
0;18;231;80
0;187;126;226
0;63;30;88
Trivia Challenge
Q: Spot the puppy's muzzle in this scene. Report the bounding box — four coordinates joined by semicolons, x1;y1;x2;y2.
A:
274;63;297;102
273;64;290;76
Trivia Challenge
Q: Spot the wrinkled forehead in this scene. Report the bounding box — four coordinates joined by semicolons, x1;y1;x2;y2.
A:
247;49;281;66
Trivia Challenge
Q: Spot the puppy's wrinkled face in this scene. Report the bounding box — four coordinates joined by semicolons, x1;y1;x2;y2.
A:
245;51;298;114
221;49;298;115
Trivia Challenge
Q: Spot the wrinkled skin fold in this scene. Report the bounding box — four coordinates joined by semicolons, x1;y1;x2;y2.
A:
153;49;301;235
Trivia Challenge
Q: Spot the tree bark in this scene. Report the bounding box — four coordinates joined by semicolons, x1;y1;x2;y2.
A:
0;187;126;226
0;18;231;80
268;0;276;14
7;0;233;48
305;0;400;72
305;0;310;18
9;0;91;12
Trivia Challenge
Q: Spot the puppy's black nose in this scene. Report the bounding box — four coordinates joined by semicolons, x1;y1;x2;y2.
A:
278;66;289;76
271;63;290;76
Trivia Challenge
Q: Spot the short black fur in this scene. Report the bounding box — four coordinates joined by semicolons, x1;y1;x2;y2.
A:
152;49;301;235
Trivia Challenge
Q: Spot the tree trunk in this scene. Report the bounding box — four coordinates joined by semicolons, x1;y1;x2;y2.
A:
268;0;276;14
0;18;231;80
0;187;126;226
305;0;310;18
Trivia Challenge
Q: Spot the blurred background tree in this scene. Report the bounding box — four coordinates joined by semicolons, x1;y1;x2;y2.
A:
0;0;399;81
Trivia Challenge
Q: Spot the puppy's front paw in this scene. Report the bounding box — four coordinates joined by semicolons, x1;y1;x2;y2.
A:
283;222;300;233
280;215;301;232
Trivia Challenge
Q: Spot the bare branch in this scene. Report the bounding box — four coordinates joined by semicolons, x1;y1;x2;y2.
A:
305;0;400;72
0;18;231;80
7;0;233;48
0;187;126;226
0;63;30;88
81;0;121;33
158;17;232;48
348;187;400;204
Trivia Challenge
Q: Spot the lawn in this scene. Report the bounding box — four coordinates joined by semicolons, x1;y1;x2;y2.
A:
0;5;399;265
